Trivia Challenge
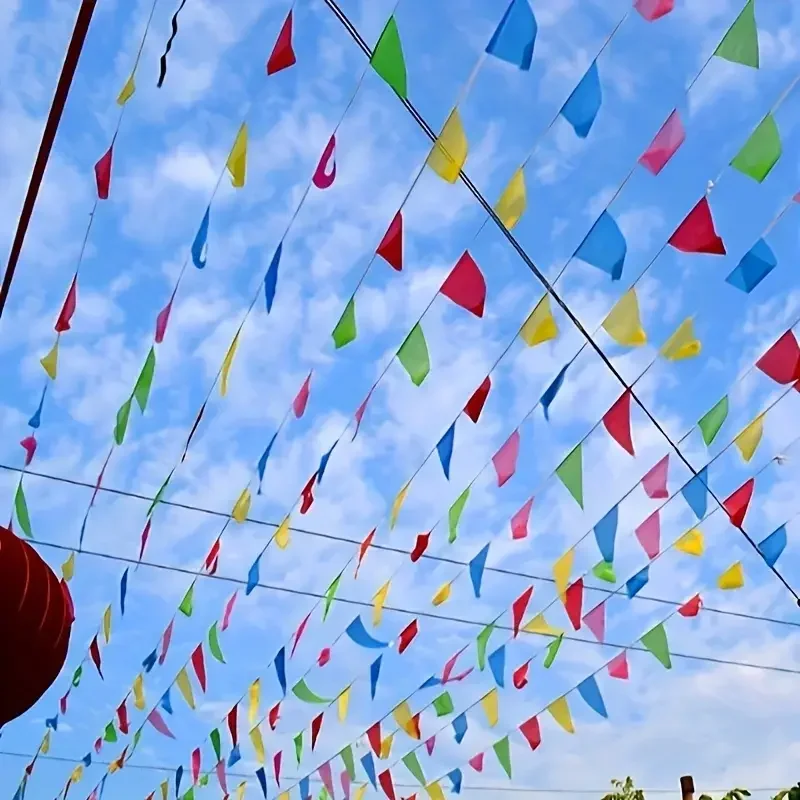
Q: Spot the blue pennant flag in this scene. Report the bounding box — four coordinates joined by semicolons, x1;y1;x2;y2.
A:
227;744;241;767
469;543;490;598
577;675;608;718
541;363;569;421
191;207;210;269
257;432;278;494
626;565;649;598
120;568;129;616
449;768;463;794
345;616;389;649
82;753;92;767
488;645;505;688
436;422;456;480
142;648;157;673
176;764;184;795
28;385;47;429
318;439;338;484
361;753;377;789
560;60;602;138
486;0;537;70
275;647;287;696
160;689;173;715
681;466;709;520
246;556;261;596
264;242;282;313
758;525;787;568
726;238;777;294
419;675;441;690
594;504;618;563
256;766;268;797
300;776;311;800
370;655;382;699
45;715;58;731
575;211;627;280
452;712;468;744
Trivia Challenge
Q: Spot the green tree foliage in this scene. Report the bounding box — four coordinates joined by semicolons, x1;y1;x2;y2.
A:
602;777;645;800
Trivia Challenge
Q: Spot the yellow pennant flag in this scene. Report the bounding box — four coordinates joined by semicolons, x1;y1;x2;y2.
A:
61;552;75;582
275;515;291;549
602;288;647;347
232;487;252;523
660;318;701;361
40;339;59;380
236;783;248;800
495;168;526;230
373;580;391;626
176;667;195;710
481;688;499;727
70;765;84;784
103;605;112;644
552;549;574;600
250;725;266;764
380;732;394;759
426;109;468;183
432;582;452;606
547;695;575;733
226;122;248;188
41;730;51;755
160;780;170;800
520;294;558;347
354;785;368;800
393;701;419;739
390;483;410;530
675;528;704;557
133;673;146;710
117;72;136;106
278;794;290;800
523;612;563;637
426;782;446;800
248;679;260;725
734;414;764;462
337;686;351;722
718;561;744;590
220;331;241;397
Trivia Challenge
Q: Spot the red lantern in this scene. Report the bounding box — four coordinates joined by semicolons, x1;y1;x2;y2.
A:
0;524;74;728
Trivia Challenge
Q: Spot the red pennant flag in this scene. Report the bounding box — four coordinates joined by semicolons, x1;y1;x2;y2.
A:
191;644;207;692
367;722;382;755
440;251;487;318
204;537;221;574
379;770;396;800
355;528;375;578
492;430;520;487
227;704;238;746
668;197;725;255
510;497;533;540
89;635;103;678
293;373;312;418
468;753;484;772
564;578;584;631
583;602;605;643
513;660;530;690
756;330;800;385
154;294;174;344
678;594;702;618
409;713;421;739
267;10;296;75
425;736;435;755
519;716;541;750
634;0;675;21
192;748;201;784
221;591;238;631
116;700;129;735
602;390;634;456
317;648;331;667
642;455;669;499
353;386;376;440
464;376;491;423
511;586;534;637
273;750;282;786
138;519;152;562
635;511;661;559
723;478;755;528
268;702;281;730
300;472;317;514
410;532;430;562
311;712;324;750
94;145;113;200
291;612;312;657
377;211;403;271
55;276;78;332
398;619;418;654
608;651;629;680
312;135;337;189
20;435;36;467
59;691;69;714
94;737;102;754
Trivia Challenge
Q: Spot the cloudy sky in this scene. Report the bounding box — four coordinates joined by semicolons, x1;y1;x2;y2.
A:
2;0;800;798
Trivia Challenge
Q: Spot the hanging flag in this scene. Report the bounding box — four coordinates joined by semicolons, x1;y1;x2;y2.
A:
114;396;132;445
354;528;375;578
54;276;78;332
574;211;627;280
332;297;357;349
495;168;527;229
448;769;463;796
353;385;375;441
264;242;282;313
602;288;646;347
346;615;389;648
370;655;382;699
398;619;418;653
675;527;704;556
40;338;59;379
117;71;136;105
556;444;583;507
397;324;430;385
402;751;426;786
513;660;530;689
541;364;569;420
608;651;629;680
94;145;113;199
147;709;175;739
511;497;533;540
584;602;605;643
698;395;729;446
603;390;634;455
226;123;248;187
269;700;281;728
451;712;468;744
312;134;337;189
373;582;391;626
635;510;661;558
433;692;454;717
492;430;520;487
488;646;505;687
119;568;129;615
159;619;174;664
734;414;764;462
155;293;174;343
626;566;649;598
486;0;537;69
366;724;383;759
132;347;156;413
756;330;800;385
732;114;781;181
323;571;344;620
492;735;512;778
28;385;46;428
176;668;195;709
679;594;703;618
292;678;332;704
668;198;725;255
564;578;583;630
560;61;601;138
512;587;533;636
61;552;75;581
267;10;296;74
464;377;491;424
191;644;207;693
520;295;558;348
250;726;265;764
293;372;312;417
371;16;407;97
436;423;455;479
208;623;225;663
469;543;490;597
718;561;745;590
724;478;754;527
275;514;291;549
642;454;669;499
102;605;112;643
594;505;618;563
440;251;487;317
379;733;394;759
547;696;575;733
544;633;564;668
726;238;777;293
481;689;499;727
639;109;684;174
426;110;468;183
89;636;103;677
232;487;251;523
577;676;608;718
469;752;485;772
274;751;282;786
246;555;261;595
714;0;759;68
759;525;787;567
191;207;210;269
477;621;496;670
552;549;574;599
448;487;470;543
640;623;672;668
378;770;396;800
410;532;430;562
394;702;421;739
376;211;403;271
220;331;241;397
660;318;701;361
300;474;316;514
311;714;324;750
179;583;195;616
634;0;674;20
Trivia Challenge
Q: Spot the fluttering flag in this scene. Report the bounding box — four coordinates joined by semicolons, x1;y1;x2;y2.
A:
394;702;421;740
594;505;618;563
726;238;777;294
698;395;729;446
61;552;75;581
397;324;431;386
448;769;463;795
668;198;725;255
541;364;569;420
398;619;418;653
759;525;787;568
464;377;491;423
734;414;764;462
354;528;375;579
28;385;46;428
718;561;745;590
377;211;403;271
469;752;485;772
250;726;265;764
724;479;754;527
353;385;375;442
492;430;520;487
469;543;490;598
574;211;627;280
714;0;759;68
103;605;112;643
299;472;316;514
232;487;251;523
293;372;312;417
556;444;583;507
488;646;505;688
481;689;500;727
495;168;527;229
548;696;575;733
148;709;175;739
403;751;427;786
114;396;132;445
267;10;296;74
603;390;635;456
371;16;407;98
660;318;701;361
89;635;103;677
191;207;210;269
635;510;661;558
220;331;241;397
313;135;337;189
432;582;452;606
292;678;331;704
626;566;649;598
584;601;605;643
642;454;669;499
679;594;703;618
477;621;496;670
94;145;113;199
275;514;291;549
323;572;343;620
564;578;583;630
226;123;248;188
675;527;704;556
155;293;174;344
634;0;674;20
176;667;195;709
311;713;324;750
487;0;537;69
347;615;389;648
117;72;136;105
641;622;672;668
264;242;282;314
552;548;574;600
390;484;409;530
379;732;394;759
367;724;382;758
757;330;800;385
514;659;530;689
440;251;487;317
544;633;564;668
179;583;195;617
519;716;541;753
560;60;601;138
269;700;281;728
133;347;156;413
639;109;684;174
511;587;534;636
120;568;129;615
602;288;646;347
732;114;781;181
208;623;225;663
608;651;629;679
191;644;207;692
332;297;357;349
448;487;470;543
379;770;396;800
577;676;608;718
40;338;59;379
274;751;283;786
427;110;468;183
366;655;381;700
55;276;78;332
436;423;455;479
493;736;512;778
511;497;533;540
159;619;174;664
373;580;391;627
338;688;350;723
520;294;558;346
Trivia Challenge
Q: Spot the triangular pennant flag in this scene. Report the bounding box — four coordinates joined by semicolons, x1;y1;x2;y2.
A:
718;562;745;590
371;16;407;98
338;688;350;722
54;276;78;332
379;733;394;759
608;651;629;679
541;364;569;420
390;484;409;530
520;294;558;346
635;510;661;558
679;594;703;618
513;660;530;689
394;702;420;740
642;454;669;499
724;479;754;527
40;338;59;379
523;612;563;638
355;528;376;578
440;251;486;318
661;318;701;361
373;582;391;627
547;696;575;733
682;466;709;519
519;716;541;750
602;289;646;347
635;0;675;20
267;10;296;74
552;549;574;599
544;633;564;668
292;678;331;704
638;109;684;174
398;619;418;653
469;752;485;772
732;114;781;181
311;713;324;750
476;621;495;670
488;646;505;687
758;525;787;568
133;347;156;412
365;727;381;761
176;668;195;709
583;602;605;643
734;415;764;462
232;487;251;523
427;108;469;183
564;578;583;631
469;543;490;598
61;552;75;582
402;752;426;785
577;676;608;718
147;709;175;739
432;582;452;606
492;736;512;778
220;331;241;397
511;497;533;540
448;487;470;543
575;211;627;280
323;572;343;620
626;566;649;598
114;396;132;445
492;430;520;487
512;587;534;636
155;294;174;344
377;212;403;271
726;238;778;293
191;206;209;269
179;583;195;616
275;515;291;550
117;71;136;105
675;527;704;556
603;390;634;455
94;145;113;199
714;0;759;68
370;656;382;699
332;297;357;349
13;483;32;538
250;725;266;764
378;771;396;800
293;372;312;417
436;423;455;479
668;198;725;255
341;745;357;781
756;330;800;385
698;395;729;446
264;242;282;314
495;167;527;229
226;123;248;187
246;555;261;595
556;445;583;507
481;689;499;727
209;623;225;663
312;134;337;189
346;615;389;648
486;0;537;69
560;60;601;138
191;644;207;692
640;623;671;668
594;505;618;563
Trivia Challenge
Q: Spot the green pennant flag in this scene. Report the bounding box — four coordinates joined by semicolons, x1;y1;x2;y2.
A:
114;396;133;445
477;621;495;670
402;751;426;785
698;395;729;446
731;113;781;182
370;16;408;99
544;633;564;668
340;745;356;781
71;666;83;688
493;735;512;778
715;0;759;68
178;584;195;617
146;470;173;517
592;561;616;583
133;347;157;412
323;572;343;621
182;789;195;800
320;788;329;800
103;722;117;743
199;774;209;787
556;444;583;508
208;623;225;663
294;731;303;765
641;623;672;669
448;487;470;543
210;728;222;762
14;482;32;538
132;727;143;751
397;323;430;386
332;297;357;349
292;678;331;704
432;691;454;716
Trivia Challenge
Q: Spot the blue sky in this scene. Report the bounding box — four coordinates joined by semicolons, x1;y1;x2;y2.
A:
2;0;800;798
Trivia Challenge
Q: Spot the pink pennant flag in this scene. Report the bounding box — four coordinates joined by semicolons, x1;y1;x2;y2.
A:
154;293;175;344
564;578;584;631
293;372;312;418
635;510;661;558
512;586;534;637
341;770;352;800
678;593;702;618
312;135;337;189
439;251;487;318
267;10;296;75
20;435;36;466
668;197;726;255
608;651;629;680
138;519;151;562
464;376;491;423
148;708;176;738
602;390;634;456
291;612;312;657
319;761;336;798
492;430;520;487
191;644;207;692
377;212;403;271
94;145;113;200
425;736;436;755
468;753;484;772
317;648;331;667
273;750;283;786
583;602;606;643
513;659;530;689
94;737;102;754
642;455;669;499
353;385;375;440
159;619;174;665
724;478;755;528
442;647;469;683
191;748;201;784
639;110;684;174
55;276;78;332
634;0;675;21
59;691;69;714
510;497;533;540
221;591;238;631
410;532;430;562
216;760;228;794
